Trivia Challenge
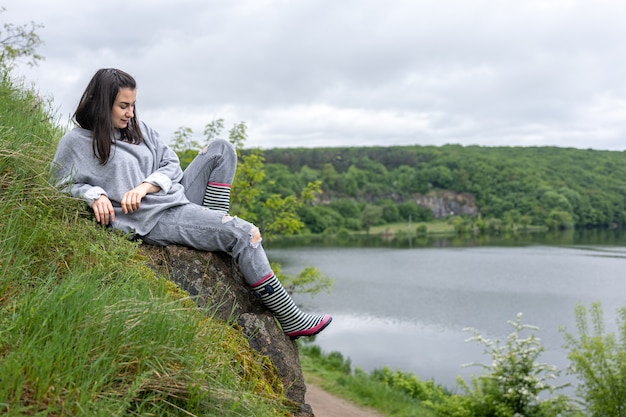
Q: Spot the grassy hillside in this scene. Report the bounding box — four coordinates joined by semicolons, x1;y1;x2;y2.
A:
0;75;291;415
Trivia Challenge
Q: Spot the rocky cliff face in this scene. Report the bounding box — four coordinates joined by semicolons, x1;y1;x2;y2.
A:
141;244;313;417
415;190;479;218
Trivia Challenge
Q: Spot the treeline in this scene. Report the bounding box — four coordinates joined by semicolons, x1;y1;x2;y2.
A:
244;144;626;233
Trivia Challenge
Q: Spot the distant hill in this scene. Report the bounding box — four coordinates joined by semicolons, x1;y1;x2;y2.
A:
249;145;626;231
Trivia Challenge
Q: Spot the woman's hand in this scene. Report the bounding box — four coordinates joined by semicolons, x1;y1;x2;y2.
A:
92;194;115;225
121;182;161;214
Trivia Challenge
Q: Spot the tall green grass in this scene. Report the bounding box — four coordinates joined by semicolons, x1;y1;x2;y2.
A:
298;343;440;417
0;73;291;415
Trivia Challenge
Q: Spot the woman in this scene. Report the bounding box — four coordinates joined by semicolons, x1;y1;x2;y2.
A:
51;68;331;339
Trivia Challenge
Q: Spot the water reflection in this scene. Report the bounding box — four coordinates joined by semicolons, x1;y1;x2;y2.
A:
268;237;626;393
304;313;487;391
268;228;626;249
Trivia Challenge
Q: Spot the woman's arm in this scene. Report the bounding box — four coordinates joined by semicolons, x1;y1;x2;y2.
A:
140;122;184;193
121;182;161;214
93;182;161;224
51;134;110;208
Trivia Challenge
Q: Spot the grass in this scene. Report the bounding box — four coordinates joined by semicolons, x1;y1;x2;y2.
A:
298;343;442;417
0;72;292;415
368;220;455;236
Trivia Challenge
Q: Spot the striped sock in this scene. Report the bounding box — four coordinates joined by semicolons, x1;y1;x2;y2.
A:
203;182;231;212
251;274;332;338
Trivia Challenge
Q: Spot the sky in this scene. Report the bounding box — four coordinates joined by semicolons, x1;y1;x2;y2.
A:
3;0;626;150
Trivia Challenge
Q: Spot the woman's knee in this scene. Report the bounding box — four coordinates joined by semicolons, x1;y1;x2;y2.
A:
222;215;263;248
202;138;236;160
249;225;262;247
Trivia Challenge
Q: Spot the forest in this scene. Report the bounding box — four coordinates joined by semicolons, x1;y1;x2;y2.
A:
244;144;626;234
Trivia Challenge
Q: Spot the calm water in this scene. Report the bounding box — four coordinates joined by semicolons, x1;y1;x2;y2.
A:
267;235;626;393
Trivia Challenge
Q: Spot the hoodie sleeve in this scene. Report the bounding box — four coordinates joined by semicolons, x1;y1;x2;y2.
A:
140;122;183;194
50;132;107;207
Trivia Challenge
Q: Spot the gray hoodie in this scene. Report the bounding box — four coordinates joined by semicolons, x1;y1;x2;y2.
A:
51;121;189;235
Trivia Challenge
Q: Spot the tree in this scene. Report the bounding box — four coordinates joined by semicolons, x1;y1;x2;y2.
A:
541;190;573;214
424;165;455;189
263;164;302;197
204;118;225;144
450;216;472;234
519;215;533;231
170;126;200;169
391;165;419;194
231;145;265;223
328;198;360;220
320;162;340;192
342;165;367;197
360;204;383;233
261;181;321;238
545;210;574;231
0;7;44;69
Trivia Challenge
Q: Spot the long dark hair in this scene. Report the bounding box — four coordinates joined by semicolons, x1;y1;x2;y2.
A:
73;68;143;165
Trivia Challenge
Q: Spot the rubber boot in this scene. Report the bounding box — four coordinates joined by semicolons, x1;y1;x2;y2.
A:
251;274;332;339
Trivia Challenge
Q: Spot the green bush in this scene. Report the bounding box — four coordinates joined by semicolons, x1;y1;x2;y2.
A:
564;302;626;417
299;343;351;374
439;314;580;417
298;343;439;417
370;367;450;405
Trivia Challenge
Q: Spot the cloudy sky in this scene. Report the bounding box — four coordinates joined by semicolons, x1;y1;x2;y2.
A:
3;0;626;150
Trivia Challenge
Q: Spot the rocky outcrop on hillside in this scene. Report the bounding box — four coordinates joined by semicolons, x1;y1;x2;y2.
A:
415;190;479;218
141;244;313;417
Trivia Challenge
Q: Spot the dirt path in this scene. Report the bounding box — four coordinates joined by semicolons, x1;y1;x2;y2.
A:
305;384;383;417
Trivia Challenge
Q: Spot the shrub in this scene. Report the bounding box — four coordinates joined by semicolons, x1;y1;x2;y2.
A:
298;343;351;374
563;302;626;417
370;367;450;405
442;313;580;417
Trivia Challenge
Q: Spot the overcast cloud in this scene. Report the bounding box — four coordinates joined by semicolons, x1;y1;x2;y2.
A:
3;0;626;150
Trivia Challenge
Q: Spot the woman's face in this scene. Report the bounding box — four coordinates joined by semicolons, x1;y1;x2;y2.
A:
112;88;136;129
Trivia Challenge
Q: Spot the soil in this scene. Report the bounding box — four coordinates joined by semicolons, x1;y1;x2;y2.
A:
305;384;383;417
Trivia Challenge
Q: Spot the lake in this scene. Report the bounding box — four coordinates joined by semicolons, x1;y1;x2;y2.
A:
266;231;626;394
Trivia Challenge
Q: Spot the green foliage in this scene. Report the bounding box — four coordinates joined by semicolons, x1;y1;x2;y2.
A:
170;127;200;169
0;7;44;68
416;223;428;234
450;216;472;234
370;367;451;406
398;201;434;223
298;343;440;417
262;193;304;236
545;209;575;231
448;313;579;417
299;309;626;417
231;146;266;223
204;118;225;143
272;263;334;297
216;119;320;240
299;344;352;375
261;181;322;238
563;302;626;417
297;204;347;234
360;204;383;233
258;145;626;233
170;126;199;154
